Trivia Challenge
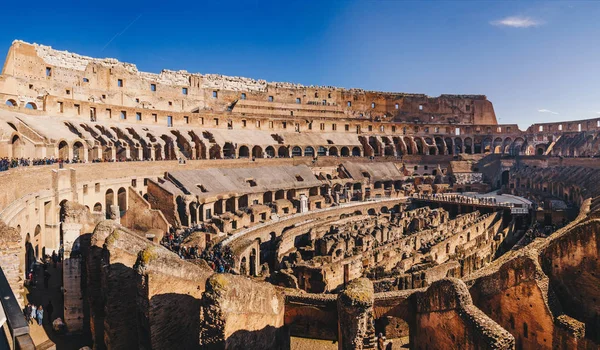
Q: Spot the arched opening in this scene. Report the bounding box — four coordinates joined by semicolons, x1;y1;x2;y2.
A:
223;142;236;158
292;146;302;157
263;191;273;204
105;189;114;218
209;144;222;159
454;138;463;154
240;256;248;275
176;196;189;225
25;233;35;278
435;137;445;155
252;145;263;158
464;138;473;154
415;138;424;154
73;141;85;162
5;99;17;107
317;146;327;157
340;147;349;157
275;190;285;200
328;147;338;156
11;135;24;158
25;102;37;110
304;146;315;157
286;189;296;200
265;146;275;158
501;171;509;186
249;248;257;276
117;187;127;216
238;194;249;209
536;146;545;155
351;147;361;157
58;140;69;160
93;202;102;213
278;146;289;158
239;145;250;158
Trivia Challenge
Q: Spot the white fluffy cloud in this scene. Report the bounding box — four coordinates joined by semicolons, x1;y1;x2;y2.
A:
491;16;543;28
538;109;559;115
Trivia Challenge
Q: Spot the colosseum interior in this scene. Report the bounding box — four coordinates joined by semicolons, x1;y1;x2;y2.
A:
0;40;598;350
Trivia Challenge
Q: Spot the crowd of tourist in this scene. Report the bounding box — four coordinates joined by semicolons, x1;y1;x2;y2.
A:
161;225;203;259
415;193;514;207
161;225;235;273
200;243;234;273
0;156;177;172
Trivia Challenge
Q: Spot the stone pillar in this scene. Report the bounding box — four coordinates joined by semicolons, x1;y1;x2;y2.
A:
149;146;156;161
110;146;117;161
300;194;308;213
337;278;375;350
62;222;84;332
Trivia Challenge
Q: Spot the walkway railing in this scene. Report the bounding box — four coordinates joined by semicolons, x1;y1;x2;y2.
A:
0;266;33;349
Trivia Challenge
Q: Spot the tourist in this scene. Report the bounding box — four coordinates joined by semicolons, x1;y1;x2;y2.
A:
52;251;58;268
30;304;37;324
24;303;32;324
36;305;43;326
377;333;386;350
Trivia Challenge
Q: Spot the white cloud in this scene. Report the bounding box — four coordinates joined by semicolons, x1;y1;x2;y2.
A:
491;16;544;28
538;109;559;115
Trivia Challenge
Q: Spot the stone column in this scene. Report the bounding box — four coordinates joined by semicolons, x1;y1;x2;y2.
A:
337;278;375;350
62;222;83;332
300;194;308;213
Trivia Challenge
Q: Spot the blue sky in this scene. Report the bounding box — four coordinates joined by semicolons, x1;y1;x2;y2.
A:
1;0;598;129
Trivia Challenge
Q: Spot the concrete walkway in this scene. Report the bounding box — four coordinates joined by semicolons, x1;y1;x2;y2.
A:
23;260;91;350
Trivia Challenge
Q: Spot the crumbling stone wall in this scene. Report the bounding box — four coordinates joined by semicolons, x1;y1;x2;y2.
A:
411;278;514;349
539;219;600;343
134;246;212;349
199;274;288;349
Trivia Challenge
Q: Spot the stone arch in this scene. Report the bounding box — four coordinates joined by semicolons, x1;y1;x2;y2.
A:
11;134;24;158
117;187;127;214
265;146;275;158
105;189;115;218
73;141;85;161
329;146;338;156
292;146;302;157
5;99;17;107
278;146;289;158
304;146;315;157
58;140;70;160
444;137;453;155
351;147;361;157
223;142;236;158
464;137;473;154
252;145;263;158
317;146;327;157
25;102;37;110
340;147;349;157
209;144;222;159
93;202;103;213
404;137;414;154
435;137;445;155
239;145;250;158
454;137;463;154
493;137;503;154
263;191;273;204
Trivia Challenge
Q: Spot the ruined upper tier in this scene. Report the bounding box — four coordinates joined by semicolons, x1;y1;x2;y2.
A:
0;41;497;125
